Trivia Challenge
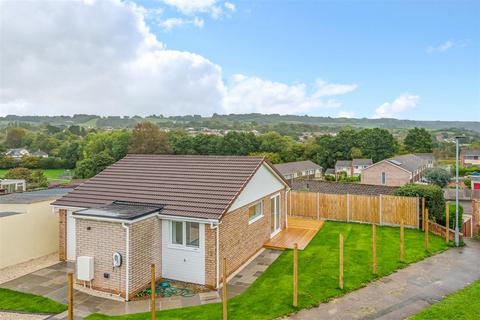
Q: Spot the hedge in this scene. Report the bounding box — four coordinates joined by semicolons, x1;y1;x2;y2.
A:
394;184;445;223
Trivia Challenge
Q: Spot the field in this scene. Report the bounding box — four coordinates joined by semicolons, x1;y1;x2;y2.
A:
0;168;72;181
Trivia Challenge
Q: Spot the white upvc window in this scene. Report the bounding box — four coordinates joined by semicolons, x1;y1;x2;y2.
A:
381;172;386;185
248;201;264;224
170;221;200;248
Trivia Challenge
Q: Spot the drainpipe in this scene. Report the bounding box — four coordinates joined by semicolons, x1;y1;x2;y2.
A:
122;223;130;301
210;222;221;289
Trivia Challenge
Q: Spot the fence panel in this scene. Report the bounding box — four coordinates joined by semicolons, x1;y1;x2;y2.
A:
288;191;418;228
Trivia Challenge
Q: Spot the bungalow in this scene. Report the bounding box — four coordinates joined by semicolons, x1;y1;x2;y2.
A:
274;160;322;181
360;154;431;186
52;155;289;300
5;148;29;160
461;149;480;167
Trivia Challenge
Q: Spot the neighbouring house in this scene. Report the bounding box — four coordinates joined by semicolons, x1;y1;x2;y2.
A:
0;179;26;194
0;188;72;269
335;159;373;177
51;155;289;300
5;148;30;160
414;153;434;168
274;160;323;181
324;168;335;176
361;154;431;187
31;150;49;158
461;149;480;167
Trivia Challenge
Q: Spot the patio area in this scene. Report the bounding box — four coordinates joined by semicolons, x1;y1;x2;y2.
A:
264;217;324;250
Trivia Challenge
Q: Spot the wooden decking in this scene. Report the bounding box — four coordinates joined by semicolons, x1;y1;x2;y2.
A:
264;217;324;250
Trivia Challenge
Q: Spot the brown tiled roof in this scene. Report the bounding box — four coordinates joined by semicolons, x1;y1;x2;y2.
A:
291;180;397;196
52;154;279;220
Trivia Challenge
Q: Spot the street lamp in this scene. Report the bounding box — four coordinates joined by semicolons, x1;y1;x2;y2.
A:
454;136;465;247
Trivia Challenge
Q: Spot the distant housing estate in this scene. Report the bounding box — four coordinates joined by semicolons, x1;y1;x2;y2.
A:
334;159;373;177
4;148;48;160
361;153;433;187
274;160;323;181
461;149;480;167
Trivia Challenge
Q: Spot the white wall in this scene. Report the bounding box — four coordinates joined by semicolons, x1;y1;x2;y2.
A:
0;201;59;269
161;219;205;285
228;164;285;212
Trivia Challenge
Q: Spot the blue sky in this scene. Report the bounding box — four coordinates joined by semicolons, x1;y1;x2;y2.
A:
1;0;479;120
140;0;480;120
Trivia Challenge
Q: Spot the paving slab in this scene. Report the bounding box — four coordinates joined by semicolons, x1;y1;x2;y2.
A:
287;239;480;320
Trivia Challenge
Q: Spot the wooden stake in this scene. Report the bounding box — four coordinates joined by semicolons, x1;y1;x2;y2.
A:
339;234;344;289
425;209;429;252
222;257;228;320
400;219;405;262
446;204;450;243
151;264;156;320
67;272;73;320
421;197;425;231
293;243;298;307
372;223;377;274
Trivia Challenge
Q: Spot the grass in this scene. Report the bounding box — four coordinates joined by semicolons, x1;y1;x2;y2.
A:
0;288;67;314
86;222;449;320
410;280;480;320
0;168;72;182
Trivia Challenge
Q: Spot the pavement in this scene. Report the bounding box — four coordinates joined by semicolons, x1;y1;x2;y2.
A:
0;249;282;319
287;238;480;320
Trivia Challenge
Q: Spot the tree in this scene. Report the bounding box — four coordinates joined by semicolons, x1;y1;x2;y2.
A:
128;122;171;154
404;128;433;153
74;152;115;179
249;152;282;164
5;127;26;148
424;168;450;188
4;167;47;189
359;128;397;162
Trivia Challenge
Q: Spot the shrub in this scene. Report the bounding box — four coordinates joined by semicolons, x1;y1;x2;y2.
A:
394;184;445;223
463;178;472;189
454;166;480;177
424;168;450;188
4;167;48;190
439;203;463;231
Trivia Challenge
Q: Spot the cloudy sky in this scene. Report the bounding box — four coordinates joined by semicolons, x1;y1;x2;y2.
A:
0;0;479;120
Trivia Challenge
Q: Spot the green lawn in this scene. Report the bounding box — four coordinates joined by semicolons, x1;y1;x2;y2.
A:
0;288;67;314
86;222;449;320
410;280;480;320
0;168;72;181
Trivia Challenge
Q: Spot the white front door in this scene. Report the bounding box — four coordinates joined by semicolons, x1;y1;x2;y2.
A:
270;193;281;237
66;212;76;261
161;220;205;285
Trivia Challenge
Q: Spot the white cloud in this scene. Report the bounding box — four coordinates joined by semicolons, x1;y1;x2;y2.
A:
337;111;355;118
161;0;231;18
0;0;354;117
224;2;236;11
223;75;353;114
314;79;358;97
373;94;420;118
426;39;470;53
159;17;204;30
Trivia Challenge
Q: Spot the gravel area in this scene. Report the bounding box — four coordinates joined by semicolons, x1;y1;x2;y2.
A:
0;253;58;284
0;311;50;319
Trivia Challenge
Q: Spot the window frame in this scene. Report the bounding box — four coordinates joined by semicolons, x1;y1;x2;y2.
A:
169;220;201;251
248;200;264;225
381;171;386;185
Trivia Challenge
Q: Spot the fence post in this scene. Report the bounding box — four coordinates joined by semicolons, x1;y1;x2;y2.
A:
68;272;73;320
446;204;450;243
222;257;228;320
379;195;383;225
293;243;298;307
421;197;425;231
372;223;377;274
339;234;344;289
400;219;405;262
425;208;429;252
346;194;350;222
316;192;320;220
151;264;156;320
289;190;292;217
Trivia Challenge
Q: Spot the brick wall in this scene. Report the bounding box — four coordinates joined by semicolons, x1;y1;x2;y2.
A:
428;220;460;242
473;200;479;237
205;189;286;287
58;209;66;261
128;217;162;296
75;219;127;296
361;161;411;186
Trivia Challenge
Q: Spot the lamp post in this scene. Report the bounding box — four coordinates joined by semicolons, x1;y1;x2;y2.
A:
454;136;462;247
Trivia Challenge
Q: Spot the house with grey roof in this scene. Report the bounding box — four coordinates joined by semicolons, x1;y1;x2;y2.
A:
360;154;431;186
52;155;289;300
335;159;373;177
31;149;49;158
461;149;480;167
274;160;322;181
5;148;29;160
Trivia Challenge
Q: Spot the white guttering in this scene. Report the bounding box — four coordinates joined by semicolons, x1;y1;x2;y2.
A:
121;223;130;301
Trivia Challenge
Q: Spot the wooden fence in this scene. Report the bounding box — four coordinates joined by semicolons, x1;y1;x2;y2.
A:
288;191;419;228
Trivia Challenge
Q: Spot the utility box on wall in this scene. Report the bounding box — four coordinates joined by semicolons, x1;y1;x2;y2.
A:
77;256;94;281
